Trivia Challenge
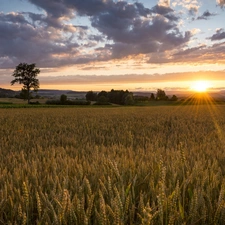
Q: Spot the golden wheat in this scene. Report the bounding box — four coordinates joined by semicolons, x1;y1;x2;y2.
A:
1;106;225;224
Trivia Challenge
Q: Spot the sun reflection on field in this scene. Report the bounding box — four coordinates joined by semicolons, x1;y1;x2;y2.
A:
177;86;225;149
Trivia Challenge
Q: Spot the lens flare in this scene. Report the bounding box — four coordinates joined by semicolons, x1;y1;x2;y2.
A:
191;81;210;92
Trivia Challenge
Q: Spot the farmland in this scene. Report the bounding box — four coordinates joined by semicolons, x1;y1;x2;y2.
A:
1;105;225;224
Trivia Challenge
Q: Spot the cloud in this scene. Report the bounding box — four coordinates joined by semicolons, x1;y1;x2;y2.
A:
28;0;112;17
37;71;225;86
217;0;225;7
173;45;206;57
158;0;171;7
90;2;190;59
151;4;179;21
188;6;199;16
0;0;192;69
197;10;216;20
209;29;225;41
1;0;225;70
0;9;96;69
29;0;188;57
28;0;74;18
0;12;29;25
169;41;225;64
1;68;225;89
191;28;201;35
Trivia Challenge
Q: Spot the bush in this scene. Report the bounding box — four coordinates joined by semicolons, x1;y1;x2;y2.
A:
29;101;40;105
97;96;109;104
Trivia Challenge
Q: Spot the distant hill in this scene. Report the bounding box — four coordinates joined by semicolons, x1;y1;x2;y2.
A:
37;89;86;99
0;88;17;97
37;89;72;96
1;87;224;101
0;88;87;99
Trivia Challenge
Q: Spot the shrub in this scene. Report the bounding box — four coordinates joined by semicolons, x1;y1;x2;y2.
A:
29;101;40;105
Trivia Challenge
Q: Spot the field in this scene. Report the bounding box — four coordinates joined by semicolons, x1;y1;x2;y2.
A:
0;98;48;104
1;105;225;224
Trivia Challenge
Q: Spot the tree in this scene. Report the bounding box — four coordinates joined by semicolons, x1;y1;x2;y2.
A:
156;89;167;100
170;95;178;101
150;93;155;101
86;91;97;101
60;94;67;104
97;91;109;102
11;63;40;104
124;94;134;105
19;88;30;101
97;95;108;104
97;91;108;99
108;89;132;105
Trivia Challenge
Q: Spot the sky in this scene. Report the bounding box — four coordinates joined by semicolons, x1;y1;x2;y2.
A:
0;0;225;92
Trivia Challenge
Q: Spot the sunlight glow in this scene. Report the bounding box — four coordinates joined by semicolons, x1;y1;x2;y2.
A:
191;81;210;92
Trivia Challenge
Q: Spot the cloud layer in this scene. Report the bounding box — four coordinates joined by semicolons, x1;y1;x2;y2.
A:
0;0;225;70
38;71;225;85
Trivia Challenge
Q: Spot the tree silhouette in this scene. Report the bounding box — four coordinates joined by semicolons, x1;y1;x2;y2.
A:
156;89;167;100
150;93;155;101
11;63;40;104
86;91;97;101
60;94;67;104
171;95;178;101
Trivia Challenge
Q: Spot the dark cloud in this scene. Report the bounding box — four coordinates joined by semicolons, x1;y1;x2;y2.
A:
0;13;82;68
26;0;79;32
28;0;184;50
145;40;225;65
28;0;74;18
24;12;68;29
90;1;190;59
28;0;113;17
173;45;206;56
22;12;88;32
170;41;225;64
4;0;224;70
151;4;173;15
88;34;105;42
210;29;225;41
0;9;99;69
0;0;192;69
151;4;179;21
0;12;29;25
197;10;216;20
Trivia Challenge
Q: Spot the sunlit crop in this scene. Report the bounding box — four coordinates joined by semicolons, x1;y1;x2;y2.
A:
1;105;225;224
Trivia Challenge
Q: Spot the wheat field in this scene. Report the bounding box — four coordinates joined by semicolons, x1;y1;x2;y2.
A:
1;105;225;224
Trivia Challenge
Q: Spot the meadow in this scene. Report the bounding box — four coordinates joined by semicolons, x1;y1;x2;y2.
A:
1;105;225;224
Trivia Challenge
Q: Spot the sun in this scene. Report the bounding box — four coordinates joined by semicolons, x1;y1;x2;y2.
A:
191;81;210;92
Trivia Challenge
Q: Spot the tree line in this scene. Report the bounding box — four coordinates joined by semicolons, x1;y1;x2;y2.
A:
86;89;178;105
86;89;135;105
9;63;178;105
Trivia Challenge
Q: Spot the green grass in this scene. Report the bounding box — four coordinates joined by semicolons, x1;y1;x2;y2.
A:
0;101;12;104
